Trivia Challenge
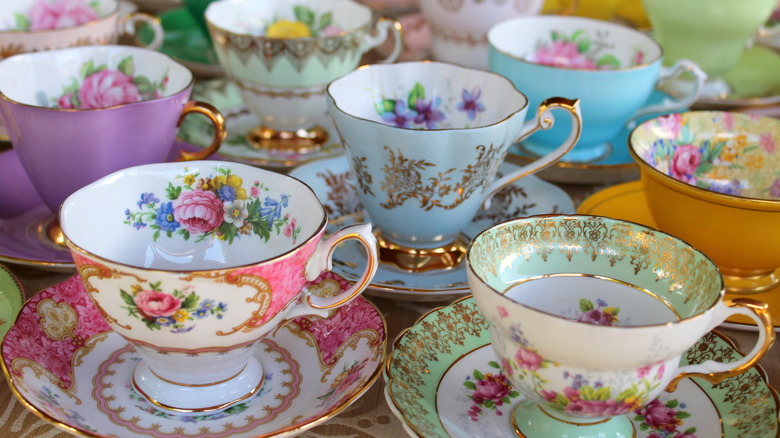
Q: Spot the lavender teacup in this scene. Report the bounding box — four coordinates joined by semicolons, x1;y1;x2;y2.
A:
0;45;226;228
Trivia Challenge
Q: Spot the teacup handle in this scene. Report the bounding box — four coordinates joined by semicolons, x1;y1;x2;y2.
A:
360;16;403;64
482;97;582;210
629;59;707;125
175;101;227;161
665;298;775;392
122;12;165;51
286;223;378;315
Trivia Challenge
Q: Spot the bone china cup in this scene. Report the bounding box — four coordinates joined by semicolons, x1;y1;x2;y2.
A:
467;215;774;437
488;15;705;163
205;0;402;136
418;0;544;70
0;0;164;57
0;45;226;214
630;111;780;294
60;160;379;414
326;61;581;259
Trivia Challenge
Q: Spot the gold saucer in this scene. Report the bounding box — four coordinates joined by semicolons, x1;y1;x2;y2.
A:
577;181;780;329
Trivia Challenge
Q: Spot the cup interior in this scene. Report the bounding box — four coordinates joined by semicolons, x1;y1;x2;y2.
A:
0;45;192;109
467;215;723;323
0;0;118;31
205;0;371;37
488;15;661;71
327;62;528;130
61;161;326;270
630;111;780;201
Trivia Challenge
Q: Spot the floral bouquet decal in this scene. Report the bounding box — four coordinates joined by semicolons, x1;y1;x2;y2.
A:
14;0;100;31
375;82;485;129
463;361;521;421
124;167;301;244
47;56;169;109
530;29;643;70
634;398;697;438
262;5;343;38
120;281;227;333
577;298;620;326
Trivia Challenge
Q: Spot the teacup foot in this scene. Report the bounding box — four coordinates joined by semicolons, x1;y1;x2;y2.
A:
246;125;329;155
511;399;634;438
722;268;780;294
376;233;468;273
132;356;265;416
36;215;69;251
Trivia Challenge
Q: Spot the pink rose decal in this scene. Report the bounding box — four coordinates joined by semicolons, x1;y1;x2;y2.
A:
771;178;780;198
760;132;776;154
27;0;100;31
515;346;543;371
670;144;702;184
174;189;225;234
463;362;520;421
134;290;181;319
533;40;597;69
78;69;140;109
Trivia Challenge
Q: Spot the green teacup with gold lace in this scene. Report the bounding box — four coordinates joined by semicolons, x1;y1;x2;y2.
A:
205;0;401;155
466;214;775;438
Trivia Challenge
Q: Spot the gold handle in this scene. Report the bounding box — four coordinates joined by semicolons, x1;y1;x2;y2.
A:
665;298;775;392
175;101;227;162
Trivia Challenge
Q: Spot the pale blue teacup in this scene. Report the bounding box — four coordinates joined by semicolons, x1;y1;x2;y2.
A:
489;15;706;163
326;61;582;272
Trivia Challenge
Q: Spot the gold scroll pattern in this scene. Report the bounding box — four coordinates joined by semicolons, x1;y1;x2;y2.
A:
211;27;366;72
353;144;502;210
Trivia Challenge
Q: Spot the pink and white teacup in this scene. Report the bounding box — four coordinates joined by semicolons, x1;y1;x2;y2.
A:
60;160;379;414
0;0;164;58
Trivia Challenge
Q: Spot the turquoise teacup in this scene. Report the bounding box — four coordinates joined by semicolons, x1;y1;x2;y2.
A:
489;15;706;163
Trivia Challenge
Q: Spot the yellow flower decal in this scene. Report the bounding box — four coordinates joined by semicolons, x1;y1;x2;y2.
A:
173;309;190;322
266;20;311;38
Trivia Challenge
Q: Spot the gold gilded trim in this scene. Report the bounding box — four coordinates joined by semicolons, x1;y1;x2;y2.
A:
377;233;467;272
308;231;376;310
246;125;329;154
149;364;248;387
428;22;485;47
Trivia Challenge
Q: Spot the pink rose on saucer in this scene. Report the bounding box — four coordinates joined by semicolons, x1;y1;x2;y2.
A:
173;189;225;234
533;40;597;70
28;0;100;31
670;144;702;184
78;69;141;109
135;290;181;319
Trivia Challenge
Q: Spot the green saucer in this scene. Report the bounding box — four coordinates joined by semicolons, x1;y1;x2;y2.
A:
138;7;222;77
0;264;24;339
697;45;780;108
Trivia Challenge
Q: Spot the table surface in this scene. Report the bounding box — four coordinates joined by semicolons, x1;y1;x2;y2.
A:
2;181;779;438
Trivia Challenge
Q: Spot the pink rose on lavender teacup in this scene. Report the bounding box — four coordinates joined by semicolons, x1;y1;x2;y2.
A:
25;0;100;30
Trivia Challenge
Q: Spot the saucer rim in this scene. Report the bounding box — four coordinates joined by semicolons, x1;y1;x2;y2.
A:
0;264;25;338
384;295;780;438
1;274;387;438
289;155;575;299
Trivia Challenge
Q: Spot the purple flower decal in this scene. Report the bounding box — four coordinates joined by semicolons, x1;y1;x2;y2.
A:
413;97;445;129
381;99;417;128
137;192;159;209
772;178;780;198
457;87;485;121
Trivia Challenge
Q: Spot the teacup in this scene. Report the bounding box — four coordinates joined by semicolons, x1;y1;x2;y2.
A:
643;0;776;95
419;0;544;70
205;0;402;154
467;215;774;437
326;61;581;272
630;111;780;294
60;160;379;413
0;45;226;221
0;0;164;57
488;15;706;163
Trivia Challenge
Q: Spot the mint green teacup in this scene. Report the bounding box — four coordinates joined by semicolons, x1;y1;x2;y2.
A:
644;0;776;83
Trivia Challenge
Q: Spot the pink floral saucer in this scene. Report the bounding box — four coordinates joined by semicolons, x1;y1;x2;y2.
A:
1;273;386;437
0;141;219;272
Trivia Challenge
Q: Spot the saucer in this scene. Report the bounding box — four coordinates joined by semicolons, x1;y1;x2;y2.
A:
0;264;24;339
137;7;223;78
1;273;386;437
178;79;345;171
507;91;680;184
385;296;780;438
0;140;218;272
577;181;780;332
288;156;575;302
664;46;780;110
